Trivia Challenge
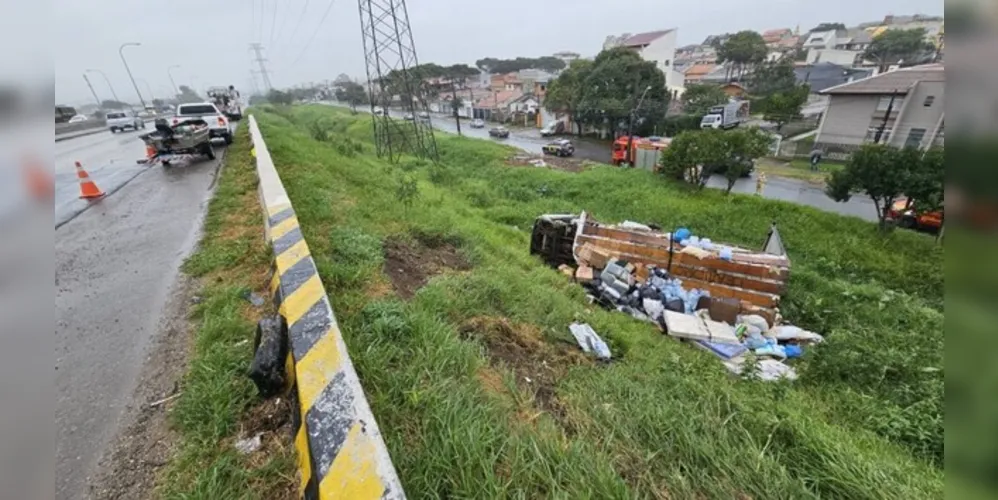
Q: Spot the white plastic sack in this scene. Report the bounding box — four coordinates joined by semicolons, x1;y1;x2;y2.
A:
569;323;612;360
770;325;825;343
737;314;771;333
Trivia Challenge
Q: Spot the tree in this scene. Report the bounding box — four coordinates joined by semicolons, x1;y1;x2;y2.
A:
578;47;669;138
825;144;926;229
544;59;594;136
335;81;367;111
474;56;566;74
176;85;202;104
717;31;768;82
659;129;732;188
267;89;294;106
809;22;846;32
719;128;773;193
151;98;165;108
681;84;728;116
749;59;797;97
863;28;936;72
757;84;810;131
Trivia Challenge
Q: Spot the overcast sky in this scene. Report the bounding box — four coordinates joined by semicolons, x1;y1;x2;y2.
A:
54;0;942;106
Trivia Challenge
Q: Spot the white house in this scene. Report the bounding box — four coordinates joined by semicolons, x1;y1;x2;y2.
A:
603;29;686;93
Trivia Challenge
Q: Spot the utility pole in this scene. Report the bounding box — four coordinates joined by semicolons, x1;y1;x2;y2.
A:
86;69;122;106
167;65;181;97
624;83;652;167
249;43;273;92
119;42;147;111
82;74;102;109
451;83;462;136
873;89;899;144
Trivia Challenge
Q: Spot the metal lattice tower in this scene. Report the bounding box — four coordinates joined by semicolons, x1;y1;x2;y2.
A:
358;0;438;162
249;43;274;92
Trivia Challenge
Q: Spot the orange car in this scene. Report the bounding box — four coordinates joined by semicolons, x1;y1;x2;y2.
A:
888;198;943;231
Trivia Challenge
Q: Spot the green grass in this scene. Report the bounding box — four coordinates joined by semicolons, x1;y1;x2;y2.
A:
159;125;296;499
757;158;844;184
252;104;943;498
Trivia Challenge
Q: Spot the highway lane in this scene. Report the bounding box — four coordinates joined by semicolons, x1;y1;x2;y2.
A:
55;127;230;499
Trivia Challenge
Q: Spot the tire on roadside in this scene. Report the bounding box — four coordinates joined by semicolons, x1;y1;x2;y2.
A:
204;144;216;160
224;133;233;145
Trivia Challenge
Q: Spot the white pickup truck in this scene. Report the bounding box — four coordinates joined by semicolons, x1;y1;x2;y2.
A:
207;87;243;121
173;103;233;144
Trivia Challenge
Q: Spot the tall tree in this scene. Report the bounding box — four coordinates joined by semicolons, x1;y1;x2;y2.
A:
659;129;732;188
578;47;669;137
717;31;768;82
863;28;936;72
474;56;566;74
757;85;810;131
335;81;367;111
681;84;728;116
544;59;594;136
719;128;773;193
749;59;798;96
176;85;202;104
825;144;928;229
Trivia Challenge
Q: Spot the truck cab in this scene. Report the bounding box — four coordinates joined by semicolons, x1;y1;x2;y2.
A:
174;103;232;144
700;114;723;129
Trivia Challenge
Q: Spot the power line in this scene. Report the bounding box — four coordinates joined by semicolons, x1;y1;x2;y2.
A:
291;0;337;66
258;0;265;43
269;0;279;44
282;0;311;49
272;0;296;49
250;0;257;41
250;43;274;92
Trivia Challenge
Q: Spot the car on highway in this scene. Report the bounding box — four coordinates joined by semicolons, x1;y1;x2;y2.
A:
542;138;575;157
173;103;233;144
470;118;485;128
68;115;89;123
489;126;510;138
403;113;415;120
418;111;430;119
106;110;145;133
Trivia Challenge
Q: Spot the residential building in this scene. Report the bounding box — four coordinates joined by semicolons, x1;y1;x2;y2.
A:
720;82;747;99
490;72;523;93
604;29;685;92
762;28;794;47
814;64;944;150
683;63;717;84
794;62;874;116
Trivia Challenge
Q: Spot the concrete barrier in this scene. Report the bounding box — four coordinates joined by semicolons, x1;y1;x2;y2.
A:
248;115;405;499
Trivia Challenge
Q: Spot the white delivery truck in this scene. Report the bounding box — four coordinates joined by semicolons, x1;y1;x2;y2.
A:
700;101;750;130
206;86;243;121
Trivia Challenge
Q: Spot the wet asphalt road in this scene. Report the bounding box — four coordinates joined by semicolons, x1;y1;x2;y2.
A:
421;112;876;222
55;130;226;499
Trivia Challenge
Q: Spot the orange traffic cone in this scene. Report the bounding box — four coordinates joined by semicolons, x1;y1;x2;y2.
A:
23;160;54;202
75;161;105;199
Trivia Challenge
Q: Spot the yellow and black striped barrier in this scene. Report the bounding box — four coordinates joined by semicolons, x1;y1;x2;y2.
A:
249;116;405;499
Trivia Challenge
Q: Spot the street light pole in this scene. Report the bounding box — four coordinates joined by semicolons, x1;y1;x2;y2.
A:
625;84;653;167
82;74;102;109
138;79;156;103
167;65;181;97
119;42;147;111
86;69;122;105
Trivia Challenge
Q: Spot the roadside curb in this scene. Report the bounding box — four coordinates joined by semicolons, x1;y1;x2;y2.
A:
247;115;405;499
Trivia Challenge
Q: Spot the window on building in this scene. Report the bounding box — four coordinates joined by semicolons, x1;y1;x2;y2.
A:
865;127;892;143
876;96;904;111
923;95;935;107
905;128;927;148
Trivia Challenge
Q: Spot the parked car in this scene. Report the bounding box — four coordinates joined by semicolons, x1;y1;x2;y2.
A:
470;118;485;128
489;126;510;138
540;121;565;137
418;111;430;119
403;113;415;120
706;155;755;177
173;102;232;144
68;114;88;123
542;139;575;157
106;110;145;133
373;106;387;116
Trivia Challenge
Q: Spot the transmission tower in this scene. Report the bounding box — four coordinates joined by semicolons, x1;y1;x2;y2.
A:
358;0;438;162
249;43;274;92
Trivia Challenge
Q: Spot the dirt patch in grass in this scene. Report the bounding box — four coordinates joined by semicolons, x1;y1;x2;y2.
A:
382;235;471;299
459;316;590;430
506;153;591;173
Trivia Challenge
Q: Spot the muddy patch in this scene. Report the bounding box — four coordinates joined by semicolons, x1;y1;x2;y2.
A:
382;234;471;299
506;153;591;173
459;316;589;429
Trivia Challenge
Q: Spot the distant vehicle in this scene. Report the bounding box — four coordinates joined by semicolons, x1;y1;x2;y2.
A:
700;101;750;129
372;106;388;116
542;138;575;157
206;86;243;121
706;156;756;178
888;198;943;232
489;126;510;138
68;114;89;123
611;136;672;168
173;103;232;144
470;118;485;128
106;110;145;133
418;111;430;119
540;120;565;137
403;113;415;120
55;105;78;124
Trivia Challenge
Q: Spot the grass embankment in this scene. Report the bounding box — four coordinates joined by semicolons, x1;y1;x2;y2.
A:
254;104;943;498
158;125;295;498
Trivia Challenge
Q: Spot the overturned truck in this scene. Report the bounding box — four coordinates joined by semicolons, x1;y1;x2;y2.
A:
530;212;790;322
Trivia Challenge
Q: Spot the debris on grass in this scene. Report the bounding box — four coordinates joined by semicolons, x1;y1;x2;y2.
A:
383;234;471;299
568;323;612;360
531;211;824;381
235;434;263;455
